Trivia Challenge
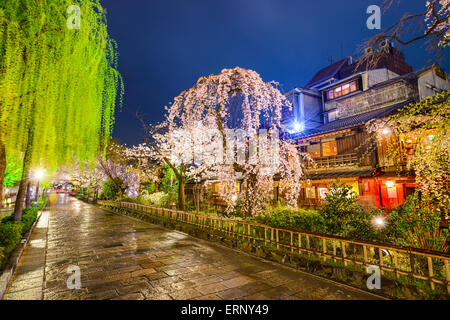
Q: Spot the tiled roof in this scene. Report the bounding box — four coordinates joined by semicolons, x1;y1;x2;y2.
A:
305;48;414;89
305;57;351;88
289;99;414;140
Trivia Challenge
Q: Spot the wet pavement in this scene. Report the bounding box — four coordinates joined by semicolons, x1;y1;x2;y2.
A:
3;194;381;300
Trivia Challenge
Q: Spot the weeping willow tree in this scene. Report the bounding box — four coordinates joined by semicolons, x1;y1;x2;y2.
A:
0;0;123;220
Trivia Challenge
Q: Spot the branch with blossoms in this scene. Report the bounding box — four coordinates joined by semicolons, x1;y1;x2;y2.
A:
357;0;449;71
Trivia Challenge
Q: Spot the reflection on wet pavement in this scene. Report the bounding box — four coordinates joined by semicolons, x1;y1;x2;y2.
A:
4;194;381;300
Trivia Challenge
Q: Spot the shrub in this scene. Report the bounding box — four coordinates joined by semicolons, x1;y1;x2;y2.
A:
252;206;325;233
0;246;5;269
318;180;383;242
0;222;22;254
102;178;124;200
137;192;170;208
0;202;42;270
21;209;38;234
116;195;137;203
387;196;449;251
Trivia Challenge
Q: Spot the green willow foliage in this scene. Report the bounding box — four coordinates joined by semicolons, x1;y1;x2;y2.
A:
0;0;123;172
4;153;22;187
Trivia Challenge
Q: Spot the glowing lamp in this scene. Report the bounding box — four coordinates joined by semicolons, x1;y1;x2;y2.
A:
33;169;45;180
373;216;386;228
382;128;391;135
289;121;304;133
231;195;238;202
385;180;394;188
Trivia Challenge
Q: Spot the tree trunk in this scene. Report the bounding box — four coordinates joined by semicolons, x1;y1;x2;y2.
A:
25;182;32;208
34;180;40;207
0;140;6;209
14;129;33;221
194;183;200;214
178;178;186;211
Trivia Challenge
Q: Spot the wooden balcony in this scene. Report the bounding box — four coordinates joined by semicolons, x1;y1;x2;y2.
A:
305;153;360;170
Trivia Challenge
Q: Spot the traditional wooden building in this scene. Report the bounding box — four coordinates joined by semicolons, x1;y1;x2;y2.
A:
283;43;450;210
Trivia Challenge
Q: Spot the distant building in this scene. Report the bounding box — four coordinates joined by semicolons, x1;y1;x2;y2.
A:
281;42;450;210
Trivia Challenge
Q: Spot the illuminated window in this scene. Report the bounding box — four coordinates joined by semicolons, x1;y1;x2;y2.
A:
334;87;342;98
328;91;334;100
322;141;337;157
342;83;350;95
308;143;321;158
327;80;358;100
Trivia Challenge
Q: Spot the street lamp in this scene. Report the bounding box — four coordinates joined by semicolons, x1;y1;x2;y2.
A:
372;216;386;229
32;169;45;207
34;169;44;180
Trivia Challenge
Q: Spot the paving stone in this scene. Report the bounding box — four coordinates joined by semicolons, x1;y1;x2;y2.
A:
169;288;202;300
195;282;228;295
222;276;255;289
112;292;144;300
216;287;248;300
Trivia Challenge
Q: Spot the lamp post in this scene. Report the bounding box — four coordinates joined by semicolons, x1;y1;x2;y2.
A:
32;169;45;207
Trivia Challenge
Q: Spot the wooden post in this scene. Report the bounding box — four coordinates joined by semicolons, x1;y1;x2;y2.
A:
445;259;450;295
252;225;256;244
276;229;279;249
342;242;347;266
265;227;268;245
379;247;384;276
333;240;336;262
306;235;310;251
428;257;435;291
271;228;274;244
322;238;327;262
393;251;399;279
298;234;301;254
363;245;368;266
290;232;293;253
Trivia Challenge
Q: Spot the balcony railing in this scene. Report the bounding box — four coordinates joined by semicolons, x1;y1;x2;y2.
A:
306;153;359;170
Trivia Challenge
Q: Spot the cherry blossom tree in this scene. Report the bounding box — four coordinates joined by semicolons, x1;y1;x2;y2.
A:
65;141;140;200
139;67;309;216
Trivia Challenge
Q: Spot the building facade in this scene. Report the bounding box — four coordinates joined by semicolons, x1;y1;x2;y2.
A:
283;43;449;210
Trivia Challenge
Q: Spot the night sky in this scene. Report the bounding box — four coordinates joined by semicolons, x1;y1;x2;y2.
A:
103;0;449;145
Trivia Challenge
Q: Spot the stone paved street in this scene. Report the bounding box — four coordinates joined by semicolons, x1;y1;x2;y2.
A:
3;194;382;300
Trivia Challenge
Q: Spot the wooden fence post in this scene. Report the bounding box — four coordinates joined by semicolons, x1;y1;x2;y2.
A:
363;245;368;266
333;240;337;263
298;234;301;254
342;242;347;266
276;229;279;249
445;259;450;295
290;232;293;253
427;257;435;291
